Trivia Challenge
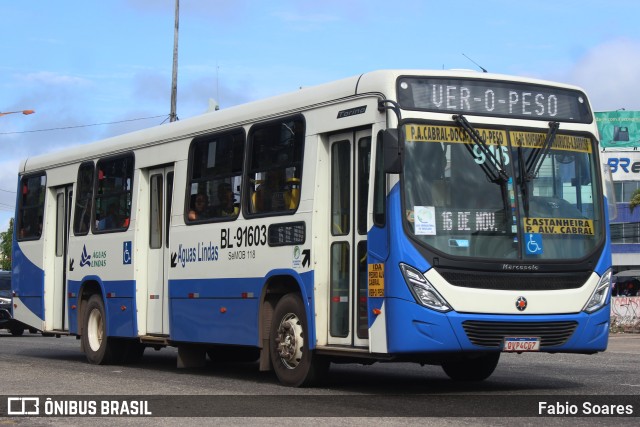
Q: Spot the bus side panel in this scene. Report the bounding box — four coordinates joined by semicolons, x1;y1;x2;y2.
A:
168;271;315;346
11;240;45;323
102;279;137;337
169;277;262;345
170;298;259;345
67;278;137;337
104;296;136;337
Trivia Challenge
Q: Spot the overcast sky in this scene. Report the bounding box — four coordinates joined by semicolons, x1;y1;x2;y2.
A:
2;0;640;230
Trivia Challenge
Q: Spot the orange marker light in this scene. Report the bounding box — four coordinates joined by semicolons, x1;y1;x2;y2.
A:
372;308;382;315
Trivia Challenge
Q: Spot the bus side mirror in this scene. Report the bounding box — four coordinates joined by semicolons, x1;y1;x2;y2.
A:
383;128;402;174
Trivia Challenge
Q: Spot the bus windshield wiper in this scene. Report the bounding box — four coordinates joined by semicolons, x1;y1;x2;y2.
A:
523;121;559;182
519;121;559;216
453;114;511;229
452;114;509;184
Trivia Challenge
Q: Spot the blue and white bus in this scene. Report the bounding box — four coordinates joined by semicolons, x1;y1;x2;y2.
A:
12;70;613;386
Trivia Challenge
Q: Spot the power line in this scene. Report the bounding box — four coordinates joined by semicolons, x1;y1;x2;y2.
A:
0;114;169;135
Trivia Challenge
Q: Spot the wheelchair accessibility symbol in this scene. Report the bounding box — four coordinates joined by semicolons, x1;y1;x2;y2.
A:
123;241;132;264
525;233;543;255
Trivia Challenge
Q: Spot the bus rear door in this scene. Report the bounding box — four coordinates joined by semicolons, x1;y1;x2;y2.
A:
146;166;174;335
52;185;73;331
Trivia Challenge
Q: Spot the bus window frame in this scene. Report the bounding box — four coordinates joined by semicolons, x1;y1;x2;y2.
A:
91;152;135;234
16;172;47;242
184;127;246;225
243;114;306;218
73;161;95;236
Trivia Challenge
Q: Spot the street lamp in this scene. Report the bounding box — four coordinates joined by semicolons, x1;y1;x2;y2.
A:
0;110;35;117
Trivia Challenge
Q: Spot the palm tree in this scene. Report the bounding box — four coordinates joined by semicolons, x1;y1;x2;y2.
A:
630;189;640;214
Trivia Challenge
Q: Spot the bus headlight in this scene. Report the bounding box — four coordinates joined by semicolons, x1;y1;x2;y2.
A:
583;269;612;314
400;263;451;312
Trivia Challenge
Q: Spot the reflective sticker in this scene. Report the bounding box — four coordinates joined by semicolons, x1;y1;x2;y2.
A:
414;206;436;235
368;263;384;298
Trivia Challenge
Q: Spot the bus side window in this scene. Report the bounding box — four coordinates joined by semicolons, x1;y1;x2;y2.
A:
186;129;244;223
17;174;46;240
74;161;94;235
93;154;134;233
247;117;304;215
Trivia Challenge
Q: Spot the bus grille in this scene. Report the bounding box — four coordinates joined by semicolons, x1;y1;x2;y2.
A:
462;320;578;348
439;271;590;291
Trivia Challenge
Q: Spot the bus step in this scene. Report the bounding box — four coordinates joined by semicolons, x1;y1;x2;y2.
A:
139;335;171;346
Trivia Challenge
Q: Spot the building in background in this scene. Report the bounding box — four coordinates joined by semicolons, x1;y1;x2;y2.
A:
597;110;640;295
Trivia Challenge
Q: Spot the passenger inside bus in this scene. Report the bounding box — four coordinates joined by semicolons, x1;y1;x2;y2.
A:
188;193;210;220
98;203;119;230
216;183;239;217
255;169;287;212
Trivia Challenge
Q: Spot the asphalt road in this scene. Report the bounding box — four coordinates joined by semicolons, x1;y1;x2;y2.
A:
0;331;639;426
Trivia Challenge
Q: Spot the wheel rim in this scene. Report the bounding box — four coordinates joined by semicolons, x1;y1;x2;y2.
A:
275;312;304;369
87;307;103;352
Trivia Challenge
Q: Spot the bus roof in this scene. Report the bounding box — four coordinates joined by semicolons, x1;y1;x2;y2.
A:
20;69;587;174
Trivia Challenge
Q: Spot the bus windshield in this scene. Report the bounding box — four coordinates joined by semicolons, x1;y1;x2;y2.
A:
402;122;603;260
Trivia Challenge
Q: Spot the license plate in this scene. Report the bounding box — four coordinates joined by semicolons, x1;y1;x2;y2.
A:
503;337;540;352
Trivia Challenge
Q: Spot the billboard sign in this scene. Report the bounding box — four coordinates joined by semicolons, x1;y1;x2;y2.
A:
601;151;640;181
596;111;640;149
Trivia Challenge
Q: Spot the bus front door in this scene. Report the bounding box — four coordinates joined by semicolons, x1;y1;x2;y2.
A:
327;130;371;348
146;166;174;335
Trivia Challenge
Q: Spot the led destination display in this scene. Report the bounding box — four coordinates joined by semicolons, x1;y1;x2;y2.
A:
398;77;592;123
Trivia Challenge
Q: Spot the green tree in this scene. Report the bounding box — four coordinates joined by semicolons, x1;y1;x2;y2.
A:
0;218;14;271
630;189;640;215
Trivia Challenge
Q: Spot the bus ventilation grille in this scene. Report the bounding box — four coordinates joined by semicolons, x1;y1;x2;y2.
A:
439;271;590;291
462;321;578;348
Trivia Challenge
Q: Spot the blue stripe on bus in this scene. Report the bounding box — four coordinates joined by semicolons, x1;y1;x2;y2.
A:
11;241;45;320
67;277;137;337
168;269;315;347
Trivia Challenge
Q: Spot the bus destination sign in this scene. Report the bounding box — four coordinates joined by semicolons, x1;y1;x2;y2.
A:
397;76;592;123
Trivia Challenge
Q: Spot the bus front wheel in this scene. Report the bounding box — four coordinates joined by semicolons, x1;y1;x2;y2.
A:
269;293;328;387
441;353;500;381
81;295;119;365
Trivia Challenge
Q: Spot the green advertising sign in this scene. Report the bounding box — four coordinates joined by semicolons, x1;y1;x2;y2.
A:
596;111;640;148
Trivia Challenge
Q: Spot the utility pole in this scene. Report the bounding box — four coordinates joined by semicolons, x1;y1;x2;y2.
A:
169;0;179;122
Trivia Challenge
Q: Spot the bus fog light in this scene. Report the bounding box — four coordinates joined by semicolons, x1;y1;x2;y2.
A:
583;269;612;313
400;263;451;312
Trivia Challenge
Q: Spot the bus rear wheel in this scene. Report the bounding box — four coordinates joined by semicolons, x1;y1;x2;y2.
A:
269;293;328;387
81;294;119;365
441;353;500;381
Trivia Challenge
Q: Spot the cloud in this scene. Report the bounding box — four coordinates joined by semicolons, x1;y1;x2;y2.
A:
18;71;91;87
566;38;640;111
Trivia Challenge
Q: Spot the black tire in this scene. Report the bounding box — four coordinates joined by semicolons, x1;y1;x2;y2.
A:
10;328;24;337
441;353;500;381
269;293;328;387
81;295;120;364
